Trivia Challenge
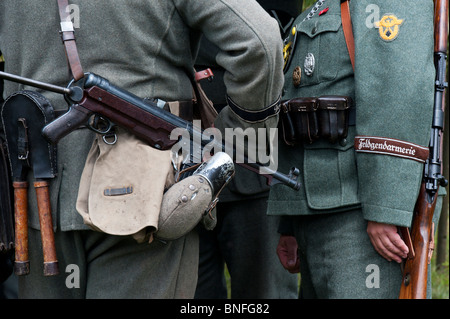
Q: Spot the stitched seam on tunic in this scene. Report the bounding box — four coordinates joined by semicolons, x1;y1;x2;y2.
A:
151;4;177;99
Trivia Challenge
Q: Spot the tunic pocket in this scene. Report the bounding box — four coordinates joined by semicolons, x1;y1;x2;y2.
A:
294;14;343;86
303;127;360;210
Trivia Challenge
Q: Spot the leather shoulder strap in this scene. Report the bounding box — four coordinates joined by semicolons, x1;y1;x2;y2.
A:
57;0;84;80
341;0;355;71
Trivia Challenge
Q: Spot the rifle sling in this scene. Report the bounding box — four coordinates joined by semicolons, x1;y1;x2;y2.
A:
341;0;355;71
57;0;84;81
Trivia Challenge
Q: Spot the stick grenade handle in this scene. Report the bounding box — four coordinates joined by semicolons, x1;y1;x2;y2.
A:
34;180;59;276
13;181;30;275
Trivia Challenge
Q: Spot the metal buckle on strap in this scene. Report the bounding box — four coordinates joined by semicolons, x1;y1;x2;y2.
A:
60;21;74;32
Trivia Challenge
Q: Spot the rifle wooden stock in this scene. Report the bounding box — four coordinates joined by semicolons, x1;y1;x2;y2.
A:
399;0;448;299
399;184;437;299
434;0;449;54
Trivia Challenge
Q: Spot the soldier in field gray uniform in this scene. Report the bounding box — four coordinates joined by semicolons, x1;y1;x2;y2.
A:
194;0;302;299
0;0;283;298
194;0;304;299
269;0;445;298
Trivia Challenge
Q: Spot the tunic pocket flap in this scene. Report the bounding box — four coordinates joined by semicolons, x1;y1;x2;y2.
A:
297;15;341;38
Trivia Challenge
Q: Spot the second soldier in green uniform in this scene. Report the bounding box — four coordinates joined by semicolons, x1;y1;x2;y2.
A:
269;0;437;298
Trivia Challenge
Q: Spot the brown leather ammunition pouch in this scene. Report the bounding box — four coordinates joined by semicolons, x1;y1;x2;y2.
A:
280;97;319;145
317;96;352;144
280;95;352;145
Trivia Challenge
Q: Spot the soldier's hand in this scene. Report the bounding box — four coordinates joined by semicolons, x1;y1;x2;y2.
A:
367;221;409;263
276;235;300;273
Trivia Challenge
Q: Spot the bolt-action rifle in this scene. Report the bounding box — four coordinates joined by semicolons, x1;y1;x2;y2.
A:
0;70;301;191
398;0;448;299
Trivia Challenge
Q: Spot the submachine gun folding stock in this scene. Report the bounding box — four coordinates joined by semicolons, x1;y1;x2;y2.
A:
0;70;301;191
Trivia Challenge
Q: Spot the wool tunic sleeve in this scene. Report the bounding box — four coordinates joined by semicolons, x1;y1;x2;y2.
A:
352;0;435;227
174;0;284;133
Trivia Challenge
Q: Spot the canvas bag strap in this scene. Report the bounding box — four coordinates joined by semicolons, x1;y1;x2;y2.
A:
57;0;84;81
341;0;355;71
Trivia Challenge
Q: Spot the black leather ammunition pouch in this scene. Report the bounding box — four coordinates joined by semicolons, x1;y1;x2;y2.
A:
280;95;352;145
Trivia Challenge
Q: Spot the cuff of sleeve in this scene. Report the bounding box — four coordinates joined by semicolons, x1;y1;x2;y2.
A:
277;215;295;235
362;204;413;228
226;95;280;123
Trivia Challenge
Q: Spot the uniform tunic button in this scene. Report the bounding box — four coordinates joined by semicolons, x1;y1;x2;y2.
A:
339;138;348;147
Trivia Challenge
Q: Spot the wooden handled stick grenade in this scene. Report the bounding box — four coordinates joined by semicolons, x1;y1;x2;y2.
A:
34;180;59;276
13;181;30;275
